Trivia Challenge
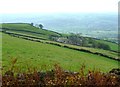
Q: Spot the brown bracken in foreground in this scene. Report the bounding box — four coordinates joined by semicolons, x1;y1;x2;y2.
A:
1;64;120;87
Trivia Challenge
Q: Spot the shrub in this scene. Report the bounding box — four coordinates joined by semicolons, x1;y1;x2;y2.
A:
2;64;120;86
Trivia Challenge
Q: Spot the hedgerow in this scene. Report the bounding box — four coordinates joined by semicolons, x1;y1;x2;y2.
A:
2;63;120;87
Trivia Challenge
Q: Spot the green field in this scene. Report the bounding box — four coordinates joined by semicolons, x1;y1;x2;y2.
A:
1;23;61;39
1;23;119;74
1;23;118;52
2;33;119;73
37;40;118;60
96;40;118;51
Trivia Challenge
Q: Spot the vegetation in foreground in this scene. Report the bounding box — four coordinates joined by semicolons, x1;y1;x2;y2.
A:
2;62;120;87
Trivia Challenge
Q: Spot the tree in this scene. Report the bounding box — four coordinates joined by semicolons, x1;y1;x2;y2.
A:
82;38;88;47
92;42;111;50
39;24;43;29
92;41;99;48
30;23;34;26
98;43;111;50
67;33;82;45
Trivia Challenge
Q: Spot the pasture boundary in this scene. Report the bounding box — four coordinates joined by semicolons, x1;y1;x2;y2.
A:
2;31;120;61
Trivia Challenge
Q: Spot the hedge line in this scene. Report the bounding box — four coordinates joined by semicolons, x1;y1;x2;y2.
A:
3;31;120;61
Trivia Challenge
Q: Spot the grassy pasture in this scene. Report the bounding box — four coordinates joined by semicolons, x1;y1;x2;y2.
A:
2;33;119;73
1;23;61;39
1;23;118;52
46;41;118;59
3;31;118;60
96;40;118;52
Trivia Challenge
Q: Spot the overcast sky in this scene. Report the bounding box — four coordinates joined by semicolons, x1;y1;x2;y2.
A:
0;0;119;14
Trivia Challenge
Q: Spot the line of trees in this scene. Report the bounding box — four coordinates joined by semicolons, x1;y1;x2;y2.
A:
30;23;43;29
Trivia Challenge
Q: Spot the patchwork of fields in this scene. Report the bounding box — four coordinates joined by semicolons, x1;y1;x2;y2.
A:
1;23;119;74
2;33;119;73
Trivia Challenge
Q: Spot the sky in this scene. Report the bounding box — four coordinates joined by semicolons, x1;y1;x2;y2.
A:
0;0;119;14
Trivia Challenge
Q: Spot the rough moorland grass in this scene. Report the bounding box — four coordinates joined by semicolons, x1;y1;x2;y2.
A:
2;33;119;73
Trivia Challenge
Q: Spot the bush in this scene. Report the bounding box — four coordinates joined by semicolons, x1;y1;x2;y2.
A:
92;42;111;50
2;64;120;86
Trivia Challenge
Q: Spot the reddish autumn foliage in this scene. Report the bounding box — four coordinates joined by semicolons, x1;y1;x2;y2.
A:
1;64;120;87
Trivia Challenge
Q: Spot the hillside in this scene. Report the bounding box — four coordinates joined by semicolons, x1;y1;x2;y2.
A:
2;32;119;73
1;23;118;60
1;23;119;73
96;39;118;52
1;23;61;40
1;23;118;52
